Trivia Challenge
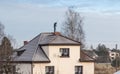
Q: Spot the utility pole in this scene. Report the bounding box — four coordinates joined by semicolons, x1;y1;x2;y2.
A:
115;44;118;72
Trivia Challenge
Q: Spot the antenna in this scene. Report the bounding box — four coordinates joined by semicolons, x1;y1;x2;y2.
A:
54;22;57;33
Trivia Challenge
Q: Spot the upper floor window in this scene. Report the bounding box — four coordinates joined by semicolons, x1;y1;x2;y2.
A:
60;48;69;57
45;66;54;74
75;66;83;74
111;54;114;56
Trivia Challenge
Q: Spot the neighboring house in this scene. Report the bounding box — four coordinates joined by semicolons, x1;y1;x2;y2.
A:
109;50;120;61
13;32;94;74
82;50;98;59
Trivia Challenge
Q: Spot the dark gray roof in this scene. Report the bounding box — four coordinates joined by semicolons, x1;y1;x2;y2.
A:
13;34;50;62
39;32;81;45
82;50;98;58
80;50;95;62
13;32;80;63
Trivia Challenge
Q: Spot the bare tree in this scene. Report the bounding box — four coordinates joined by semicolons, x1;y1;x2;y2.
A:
7;35;16;48
0;22;5;41
61;9;85;48
0;22;16;48
0;22;17;74
0;37;16;74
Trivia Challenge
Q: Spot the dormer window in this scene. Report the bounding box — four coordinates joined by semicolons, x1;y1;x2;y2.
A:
60;48;69;57
17;49;25;56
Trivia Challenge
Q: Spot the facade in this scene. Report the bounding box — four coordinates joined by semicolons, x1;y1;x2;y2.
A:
109;50;120;61
13;32;94;74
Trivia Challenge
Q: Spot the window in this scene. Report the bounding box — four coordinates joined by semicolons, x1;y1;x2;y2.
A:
111;54;114;56
45;66;54;74
75;66;83;74
60;48;69;57
111;57;114;60
116;53;119;56
17;49;26;56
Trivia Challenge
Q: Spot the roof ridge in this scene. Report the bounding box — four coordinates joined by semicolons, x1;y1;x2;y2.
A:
16;33;41;51
39;46;50;61
48;35;58;43
32;33;42;61
59;34;81;44
32;46;39;61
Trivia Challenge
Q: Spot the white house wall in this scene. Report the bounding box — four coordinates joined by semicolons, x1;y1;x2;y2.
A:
33;45;94;74
16;63;32;74
80;62;94;74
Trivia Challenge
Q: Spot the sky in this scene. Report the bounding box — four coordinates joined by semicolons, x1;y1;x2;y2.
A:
0;0;120;49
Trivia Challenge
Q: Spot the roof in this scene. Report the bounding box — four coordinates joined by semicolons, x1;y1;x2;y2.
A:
110;49;120;53
39;32;81;45
82;50;98;58
13;32;81;63
80;50;95;62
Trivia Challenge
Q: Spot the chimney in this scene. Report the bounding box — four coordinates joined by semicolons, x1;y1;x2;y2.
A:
54;22;57;33
54;32;61;35
24;41;28;45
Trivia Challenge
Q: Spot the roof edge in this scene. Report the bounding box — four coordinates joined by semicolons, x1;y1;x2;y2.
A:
11;61;51;63
59;34;82;45
80;50;95;62
39;45;51;61
40;44;81;46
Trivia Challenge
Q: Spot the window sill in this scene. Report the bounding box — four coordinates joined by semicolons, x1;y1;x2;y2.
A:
60;56;70;58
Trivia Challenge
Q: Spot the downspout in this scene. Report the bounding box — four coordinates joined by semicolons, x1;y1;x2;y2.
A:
31;63;33;74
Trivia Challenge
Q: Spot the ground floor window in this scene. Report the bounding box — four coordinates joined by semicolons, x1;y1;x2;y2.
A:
45;66;54;74
75;66;83;74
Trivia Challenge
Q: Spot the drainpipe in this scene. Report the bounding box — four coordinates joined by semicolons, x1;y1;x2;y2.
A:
31;63;33;74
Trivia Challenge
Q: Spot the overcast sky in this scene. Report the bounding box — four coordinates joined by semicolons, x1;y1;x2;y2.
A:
0;0;120;49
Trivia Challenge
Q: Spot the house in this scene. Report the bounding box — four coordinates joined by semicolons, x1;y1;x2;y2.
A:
109;50;120;61
13;32;94;74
